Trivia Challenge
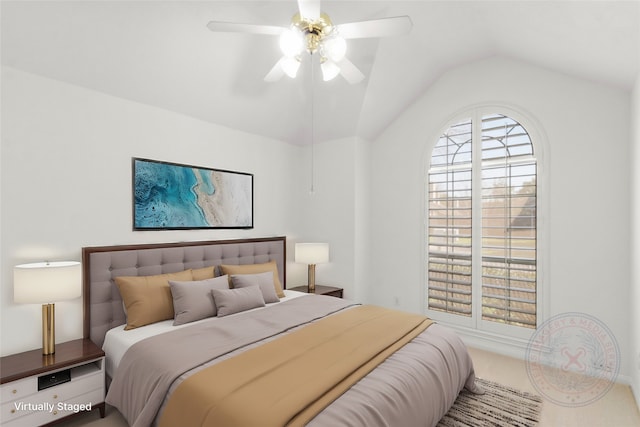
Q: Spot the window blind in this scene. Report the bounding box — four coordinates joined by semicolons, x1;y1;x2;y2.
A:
428;119;473;316
427;114;537;329
481;115;536;328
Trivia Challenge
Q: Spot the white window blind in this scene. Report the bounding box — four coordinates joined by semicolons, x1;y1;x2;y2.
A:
428;119;473;316
428;114;537;329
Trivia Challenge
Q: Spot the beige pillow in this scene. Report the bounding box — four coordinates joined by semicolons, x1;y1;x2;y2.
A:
191;266;216;281
220;260;285;298
115;270;193;330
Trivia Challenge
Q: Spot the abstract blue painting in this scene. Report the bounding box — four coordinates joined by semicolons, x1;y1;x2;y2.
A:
133;158;253;229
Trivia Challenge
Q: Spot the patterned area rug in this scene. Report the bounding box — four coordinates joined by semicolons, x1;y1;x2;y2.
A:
437;378;543;427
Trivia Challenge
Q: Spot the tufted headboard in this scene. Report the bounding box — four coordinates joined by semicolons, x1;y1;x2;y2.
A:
82;236;286;348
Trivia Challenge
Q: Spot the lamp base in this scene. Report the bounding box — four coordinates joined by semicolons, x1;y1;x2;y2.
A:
42;303;55;355
307;264;316;293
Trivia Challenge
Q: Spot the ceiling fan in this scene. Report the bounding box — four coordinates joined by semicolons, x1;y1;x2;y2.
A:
207;0;412;84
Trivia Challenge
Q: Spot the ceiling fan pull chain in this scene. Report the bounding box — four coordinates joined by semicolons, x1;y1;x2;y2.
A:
310;55;315;195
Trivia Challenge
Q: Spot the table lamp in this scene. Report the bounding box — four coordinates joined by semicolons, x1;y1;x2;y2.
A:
295;243;329;293
14;261;82;355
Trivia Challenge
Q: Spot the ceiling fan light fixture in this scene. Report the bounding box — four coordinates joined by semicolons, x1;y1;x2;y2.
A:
208;6;413;85
322;34;346;62
279;28;304;57
320;59;340;81
280;56;301;78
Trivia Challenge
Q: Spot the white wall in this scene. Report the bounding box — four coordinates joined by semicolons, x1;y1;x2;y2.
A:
631;73;640;407
288;136;371;303
370;57;633;380
0;67;300;355
354;138;372;303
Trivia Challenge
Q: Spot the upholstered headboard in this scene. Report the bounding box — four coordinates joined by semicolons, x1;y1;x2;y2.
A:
82;236;286;348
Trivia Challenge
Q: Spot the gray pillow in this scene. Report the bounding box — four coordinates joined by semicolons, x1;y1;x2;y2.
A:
230;272;280;303
211;286;266;317
169;275;229;325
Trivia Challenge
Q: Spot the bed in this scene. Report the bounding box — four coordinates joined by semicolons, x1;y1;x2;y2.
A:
82;236;481;427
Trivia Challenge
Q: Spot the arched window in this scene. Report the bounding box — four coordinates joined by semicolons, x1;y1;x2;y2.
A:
427;113;537;332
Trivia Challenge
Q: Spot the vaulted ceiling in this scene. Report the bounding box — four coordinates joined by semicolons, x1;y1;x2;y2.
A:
2;1;639;145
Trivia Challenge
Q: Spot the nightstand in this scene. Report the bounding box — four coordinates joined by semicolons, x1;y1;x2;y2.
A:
0;338;105;426
289;285;344;298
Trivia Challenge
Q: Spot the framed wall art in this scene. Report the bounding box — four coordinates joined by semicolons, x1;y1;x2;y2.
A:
132;157;253;230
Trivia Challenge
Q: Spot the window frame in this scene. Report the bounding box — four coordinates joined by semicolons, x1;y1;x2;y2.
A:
423;106;548;342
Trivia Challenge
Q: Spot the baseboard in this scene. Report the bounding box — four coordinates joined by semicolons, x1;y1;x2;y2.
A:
633;378;640;411
441;322;530;361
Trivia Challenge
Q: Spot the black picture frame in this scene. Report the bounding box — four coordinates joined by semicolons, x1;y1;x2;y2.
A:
132;157;253;230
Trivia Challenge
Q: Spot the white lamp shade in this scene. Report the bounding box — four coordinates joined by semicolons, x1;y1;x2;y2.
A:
279;28;303;57
322;35;347;62
14;261;81;304
295;243;330;264
321;60;340;81
280;56;301;78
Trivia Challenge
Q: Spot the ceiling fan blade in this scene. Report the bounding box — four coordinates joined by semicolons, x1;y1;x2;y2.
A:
207;21;284;36
297;0;321;20
337;57;365;84
264;59;285;82
336;16;413;39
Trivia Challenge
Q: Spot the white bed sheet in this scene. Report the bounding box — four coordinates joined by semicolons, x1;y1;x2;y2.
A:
102;289;307;378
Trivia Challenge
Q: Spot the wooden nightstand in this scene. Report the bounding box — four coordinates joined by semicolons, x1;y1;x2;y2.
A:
289;285;344;298
0;338;105;426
